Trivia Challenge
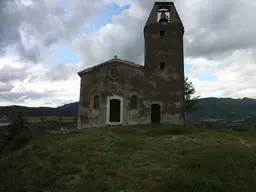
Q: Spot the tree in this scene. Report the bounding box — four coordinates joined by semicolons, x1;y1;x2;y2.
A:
40;117;45;122
3;112;31;152
8;112;29;139
185;77;199;112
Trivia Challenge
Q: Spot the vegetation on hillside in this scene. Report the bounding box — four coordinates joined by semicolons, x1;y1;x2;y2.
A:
1;112;32;154
0;105;75;118
185;77;199;112
188;97;256;121
28;116;77;123
1;124;256;192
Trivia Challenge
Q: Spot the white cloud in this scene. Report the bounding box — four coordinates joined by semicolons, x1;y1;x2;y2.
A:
1;0;256;107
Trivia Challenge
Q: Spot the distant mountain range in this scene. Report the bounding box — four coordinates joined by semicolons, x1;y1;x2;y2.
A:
187;97;256;121
1;97;256;121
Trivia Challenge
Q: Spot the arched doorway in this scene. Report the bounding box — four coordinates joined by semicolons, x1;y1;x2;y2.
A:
151;104;161;123
109;99;120;122
106;95;123;125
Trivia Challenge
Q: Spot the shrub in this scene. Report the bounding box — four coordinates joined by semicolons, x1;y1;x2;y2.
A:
147;124;192;136
232;126;249;132
2;112;32;153
7;129;32;152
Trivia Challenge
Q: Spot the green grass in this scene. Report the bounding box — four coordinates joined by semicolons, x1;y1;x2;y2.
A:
1;124;256;192
200;118;225;122
27;116;76;123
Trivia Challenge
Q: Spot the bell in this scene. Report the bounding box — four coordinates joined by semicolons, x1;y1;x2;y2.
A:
159;11;169;23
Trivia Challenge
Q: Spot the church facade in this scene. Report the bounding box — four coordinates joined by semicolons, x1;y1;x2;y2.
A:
77;1;185;129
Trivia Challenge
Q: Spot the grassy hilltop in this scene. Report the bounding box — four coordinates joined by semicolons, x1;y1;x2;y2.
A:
1;124;256;192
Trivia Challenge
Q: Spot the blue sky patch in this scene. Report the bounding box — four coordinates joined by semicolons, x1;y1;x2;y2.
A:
55;3;131;65
83;3;131;34
185;64;216;81
185;64;191;76
56;47;78;64
198;74;216;81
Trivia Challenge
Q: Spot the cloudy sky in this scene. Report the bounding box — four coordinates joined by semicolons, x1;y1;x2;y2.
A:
0;0;255;107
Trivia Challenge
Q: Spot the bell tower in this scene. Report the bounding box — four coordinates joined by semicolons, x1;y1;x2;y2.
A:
144;2;185;124
144;1;184;75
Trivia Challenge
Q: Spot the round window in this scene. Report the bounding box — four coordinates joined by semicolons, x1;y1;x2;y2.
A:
110;68;119;79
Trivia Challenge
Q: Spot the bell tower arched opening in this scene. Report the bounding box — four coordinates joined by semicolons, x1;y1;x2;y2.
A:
157;7;170;23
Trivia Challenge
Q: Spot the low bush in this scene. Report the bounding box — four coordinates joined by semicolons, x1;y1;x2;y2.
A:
232;125;249;132
147;124;192;136
1;112;32;154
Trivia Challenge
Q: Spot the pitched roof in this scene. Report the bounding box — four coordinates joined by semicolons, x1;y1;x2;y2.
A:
78;58;144;76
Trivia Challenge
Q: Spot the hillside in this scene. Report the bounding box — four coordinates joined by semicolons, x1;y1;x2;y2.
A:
57;102;78;114
187;97;256;121
0;105;75;118
1;124;256;191
1;97;256;121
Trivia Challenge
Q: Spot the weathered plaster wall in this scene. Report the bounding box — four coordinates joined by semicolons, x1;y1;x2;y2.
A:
78;62;147;129
78;60;184;129
143;23;185;125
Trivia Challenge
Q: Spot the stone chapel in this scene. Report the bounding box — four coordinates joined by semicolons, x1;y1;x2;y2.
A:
77;1;185;129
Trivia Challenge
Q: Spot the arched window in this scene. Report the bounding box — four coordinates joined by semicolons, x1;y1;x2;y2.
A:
130;95;138;109
93;95;99;109
157;7;170;23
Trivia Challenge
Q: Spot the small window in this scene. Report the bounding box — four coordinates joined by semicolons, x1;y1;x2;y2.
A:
160;31;165;37
109;68;120;79
130;95;138;109
160;62;165;70
93;95;99;109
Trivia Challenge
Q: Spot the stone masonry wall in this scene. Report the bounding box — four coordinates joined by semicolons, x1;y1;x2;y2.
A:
77;60;184;129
